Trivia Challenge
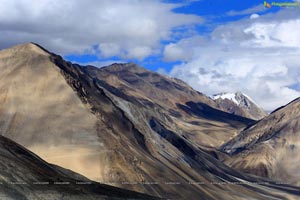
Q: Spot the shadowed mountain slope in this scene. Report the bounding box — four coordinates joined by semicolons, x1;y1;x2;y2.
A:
85;63;255;149
0;135;159;200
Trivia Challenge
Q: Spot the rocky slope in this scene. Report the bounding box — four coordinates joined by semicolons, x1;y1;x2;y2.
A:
86;63;255;149
221;98;300;186
0;135;158;200
0;43;299;199
213;92;267;120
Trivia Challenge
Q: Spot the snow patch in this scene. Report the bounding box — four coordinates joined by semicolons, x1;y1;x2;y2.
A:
212;93;239;105
242;93;257;105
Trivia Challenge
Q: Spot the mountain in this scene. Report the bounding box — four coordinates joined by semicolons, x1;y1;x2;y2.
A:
0;43;300;199
0;135;158;200
85;63;255;149
212;92;267;120
221;98;300;186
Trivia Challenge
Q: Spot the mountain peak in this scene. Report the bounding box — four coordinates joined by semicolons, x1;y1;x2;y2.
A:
212;92;258;106
213;92;266;120
213;92;240;105
102;62;149;74
1;42;49;56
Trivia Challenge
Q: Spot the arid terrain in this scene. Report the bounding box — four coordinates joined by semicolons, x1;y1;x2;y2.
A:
0;43;300;199
0;135;158;200
221;98;300;186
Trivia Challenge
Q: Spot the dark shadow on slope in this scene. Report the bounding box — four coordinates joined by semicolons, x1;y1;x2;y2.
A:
83;66;159;109
0;135;161;200
50;55;150;155
149;118;197;159
149;118;300;197
177;101;255;128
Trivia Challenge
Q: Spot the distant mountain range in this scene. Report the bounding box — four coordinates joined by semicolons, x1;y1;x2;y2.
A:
0;43;299;199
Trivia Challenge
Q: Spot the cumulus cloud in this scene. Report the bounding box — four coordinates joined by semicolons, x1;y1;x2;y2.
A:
163;35;205;61
168;8;300;111
0;0;202;59
243;19;300;48
250;14;260;19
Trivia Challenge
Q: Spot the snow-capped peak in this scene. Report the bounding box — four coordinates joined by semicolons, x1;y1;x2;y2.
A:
241;93;257;105
212;92;267;120
212;92;240;105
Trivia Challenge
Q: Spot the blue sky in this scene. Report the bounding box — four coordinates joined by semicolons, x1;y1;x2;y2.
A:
1;0;300;110
65;0;278;72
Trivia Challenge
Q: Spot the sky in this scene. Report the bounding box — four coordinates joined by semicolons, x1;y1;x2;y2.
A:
1;0;300;111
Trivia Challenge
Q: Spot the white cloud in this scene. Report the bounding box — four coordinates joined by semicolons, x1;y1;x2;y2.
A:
163;36;205;61
164;43;186;61
168;8;300;111
243;19;300;48
0;0;202;60
127;46;152;60
98;43;121;58
250;14;260;19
